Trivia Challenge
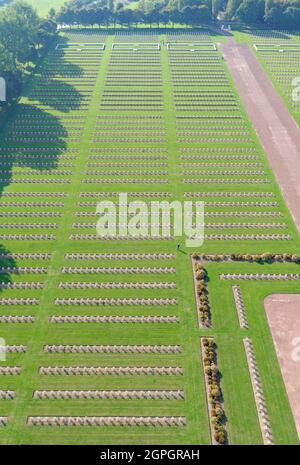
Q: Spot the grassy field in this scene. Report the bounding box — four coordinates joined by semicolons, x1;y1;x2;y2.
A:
0;27;299;445
25;0;66;16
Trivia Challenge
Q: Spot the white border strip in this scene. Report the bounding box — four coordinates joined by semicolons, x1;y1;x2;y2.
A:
56;43;105;50
112;43;160;51
167;42;216;51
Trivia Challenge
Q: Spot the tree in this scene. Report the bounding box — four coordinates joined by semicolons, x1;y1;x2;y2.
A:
117;8;134;27
0;45;14;74
132;9;144;27
181;0;201;7
264;0;273;17
159;9;170;26
236;0;264;23
0;1;56;102
167;0;181;11
108;0;114;12
264;3;284;25
283;6;300;27
56;0;300;28
0;1;40;66
48;8;56;19
38;19;57;48
181;6;203;26
224;0;242;19
181;4;211;24
101;7;112;27
212;0;222;19
78;7;93;26
56;6;77;25
144;9;160;27
198;4;212;21
169;8;182;26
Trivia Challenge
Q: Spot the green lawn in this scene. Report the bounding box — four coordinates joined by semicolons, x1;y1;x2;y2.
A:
26;0;65;16
0;27;299;445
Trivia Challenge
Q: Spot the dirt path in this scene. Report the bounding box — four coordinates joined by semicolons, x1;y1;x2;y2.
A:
264;294;300;441
221;39;300;234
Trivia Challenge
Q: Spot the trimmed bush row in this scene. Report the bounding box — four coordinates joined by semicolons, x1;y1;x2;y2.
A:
201;338;227;445
193;262;211;328
192;253;300;264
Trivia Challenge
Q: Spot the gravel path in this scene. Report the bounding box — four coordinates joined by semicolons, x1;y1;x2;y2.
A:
221;39;300;234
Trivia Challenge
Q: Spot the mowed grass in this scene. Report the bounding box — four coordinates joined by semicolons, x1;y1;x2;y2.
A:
0;28;299;445
26;0;66;16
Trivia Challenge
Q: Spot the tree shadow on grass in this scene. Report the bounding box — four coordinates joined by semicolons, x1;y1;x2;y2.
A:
253;28;291;40
0;105;69;286
0;36;87;178
0;38;86;287
0;244;18;290
0;104;69;182
25;77;85;112
24;41;86;112
234;25;291;41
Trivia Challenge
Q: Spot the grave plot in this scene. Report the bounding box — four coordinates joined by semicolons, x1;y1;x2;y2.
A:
0;253;50;322
82;149;169;185
184;195;291;240
32;40;104;113
0;27;300;446
62;29;108;43
248;28;297;44
101;42;163;112
26;252;186;441
86;148;169;186
5;114;85;144
53;253;178;314
166;30;212;42
72;191;178;241
188;253;300;444
167;34;297;244
0;34;107;444
114;31;159;43
92;115;166;144
176;115;251;143
0;31;198;446
248;29;300;121
90;35;169;187
255;48;300;114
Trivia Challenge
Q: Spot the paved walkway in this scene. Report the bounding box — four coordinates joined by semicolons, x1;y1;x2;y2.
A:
221;39;300;234
264;294;300;441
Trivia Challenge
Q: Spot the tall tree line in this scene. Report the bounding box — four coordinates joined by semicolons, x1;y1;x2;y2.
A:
225;0;300;25
57;0;213;27
56;0;300;27
0;1;57;103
